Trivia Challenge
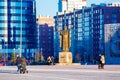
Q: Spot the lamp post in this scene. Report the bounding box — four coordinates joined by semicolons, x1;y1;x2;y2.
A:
2;39;6;66
13;48;16;64
20;0;22;57
40;48;42;62
13;48;15;54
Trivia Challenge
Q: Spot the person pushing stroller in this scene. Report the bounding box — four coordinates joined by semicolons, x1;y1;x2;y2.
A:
16;56;28;74
16;55;22;72
20;57;28;74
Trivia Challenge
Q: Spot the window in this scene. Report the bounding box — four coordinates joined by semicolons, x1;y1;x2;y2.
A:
112;14;117;18
100;30;102;35
84;27;89;31
85;17;89;21
78;33;82;36
85;22;89;26
112;10;118;14
78;14;82;18
78;28;82;32
112;19;117;23
78;37;82;40
84;32;89;36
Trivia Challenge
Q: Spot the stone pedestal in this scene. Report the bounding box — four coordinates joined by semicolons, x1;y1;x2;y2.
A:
59;52;72;65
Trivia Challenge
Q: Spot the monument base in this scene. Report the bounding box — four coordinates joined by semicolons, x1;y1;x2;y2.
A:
59;52;72;65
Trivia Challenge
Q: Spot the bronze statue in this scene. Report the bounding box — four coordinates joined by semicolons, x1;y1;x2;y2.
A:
57;26;73;52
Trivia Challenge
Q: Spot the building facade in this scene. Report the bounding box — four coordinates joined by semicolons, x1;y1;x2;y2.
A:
58;0;86;12
0;0;37;60
104;23;120;64
37;15;54;26
54;3;120;64
37;16;54;59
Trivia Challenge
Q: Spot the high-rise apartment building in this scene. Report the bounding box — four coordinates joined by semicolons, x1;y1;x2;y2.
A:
58;0;86;12
54;3;120;64
37;15;54;26
37;16;54;59
0;0;37;60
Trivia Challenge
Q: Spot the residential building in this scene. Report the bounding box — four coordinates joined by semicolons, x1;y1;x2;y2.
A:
58;0;86;12
37;16;54;59
37;15;54;26
0;0;37;60
54;3;120;64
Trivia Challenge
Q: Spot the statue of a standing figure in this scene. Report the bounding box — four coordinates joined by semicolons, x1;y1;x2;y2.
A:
57;26;73;52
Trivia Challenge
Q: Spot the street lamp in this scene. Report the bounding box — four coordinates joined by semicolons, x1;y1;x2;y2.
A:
20;0;22;57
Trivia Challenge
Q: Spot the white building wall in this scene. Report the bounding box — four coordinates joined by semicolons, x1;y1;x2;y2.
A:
104;23;120;64
62;0;67;12
60;0;86;12
112;2;120;6
67;0;86;11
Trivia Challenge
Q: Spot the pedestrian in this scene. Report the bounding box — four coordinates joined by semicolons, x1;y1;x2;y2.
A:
16;55;22;72
98;54;102;69
101;54;105;69
21;57;28;73
51;56;54;65
47;56;52;65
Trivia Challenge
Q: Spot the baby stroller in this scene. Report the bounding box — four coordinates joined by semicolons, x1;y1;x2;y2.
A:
19;64;28;74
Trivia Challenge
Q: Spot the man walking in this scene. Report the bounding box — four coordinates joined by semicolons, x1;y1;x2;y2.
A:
16;55;22;72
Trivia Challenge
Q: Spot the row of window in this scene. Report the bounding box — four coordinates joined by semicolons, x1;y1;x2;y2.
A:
0;20;34;23
0;0;36;50
0;16;28;21
0;2;33;7
0;10;33;14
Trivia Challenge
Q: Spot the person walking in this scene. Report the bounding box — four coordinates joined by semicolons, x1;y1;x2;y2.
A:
21;57;28;73
98;54;102;69
16;55;22;72
51;56;54;65
101;54;105;69
47;56;52;65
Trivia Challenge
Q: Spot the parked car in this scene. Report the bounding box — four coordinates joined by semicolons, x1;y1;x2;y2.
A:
0;61;5;66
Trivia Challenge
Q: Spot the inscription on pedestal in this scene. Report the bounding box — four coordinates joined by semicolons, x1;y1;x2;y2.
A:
59;52;72;65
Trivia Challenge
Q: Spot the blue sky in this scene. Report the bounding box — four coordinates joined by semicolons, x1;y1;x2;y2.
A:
36;0;119;17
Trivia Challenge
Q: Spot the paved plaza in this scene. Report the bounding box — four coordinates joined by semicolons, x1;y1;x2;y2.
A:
0;65;120;80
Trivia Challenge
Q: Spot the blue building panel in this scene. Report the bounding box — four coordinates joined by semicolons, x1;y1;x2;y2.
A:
54;3;120;64
38;24;54;59
0;0;37;60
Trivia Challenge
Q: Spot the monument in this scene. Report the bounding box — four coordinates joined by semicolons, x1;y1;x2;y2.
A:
57;26;73;65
